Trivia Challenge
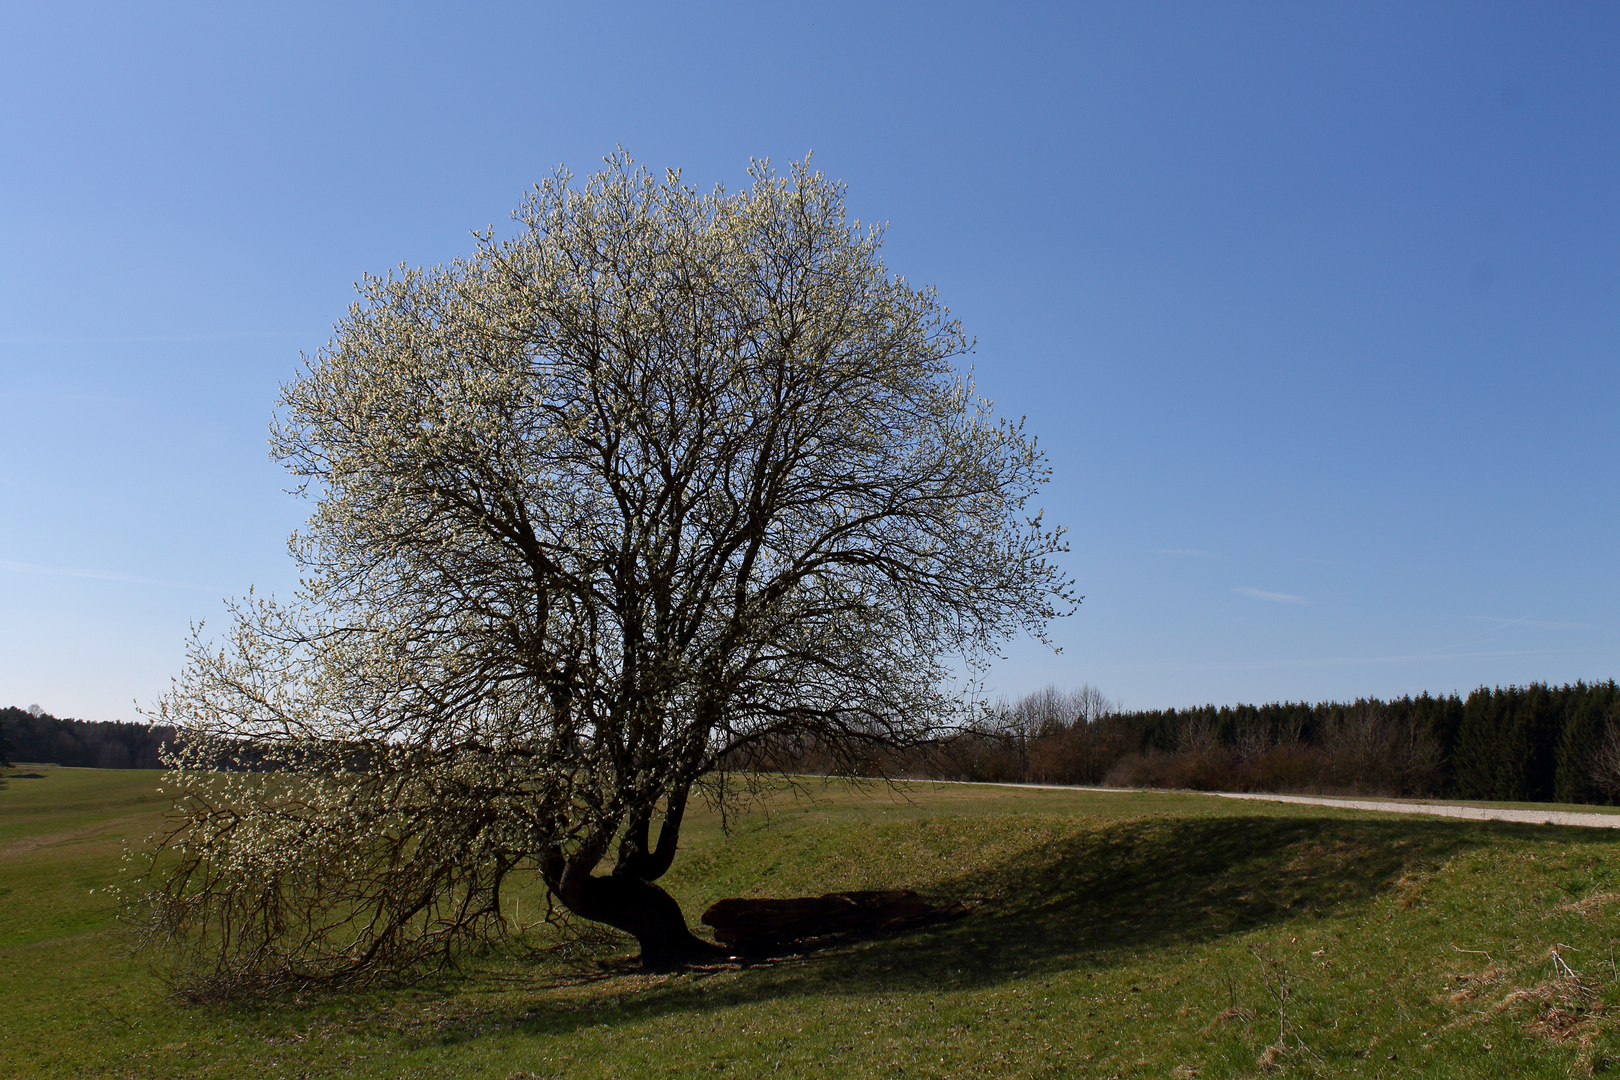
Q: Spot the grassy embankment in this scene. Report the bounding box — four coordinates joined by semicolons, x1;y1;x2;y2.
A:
2;765;1618;1078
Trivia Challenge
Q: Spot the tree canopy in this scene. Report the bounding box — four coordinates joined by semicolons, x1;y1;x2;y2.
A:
143;154;1071;991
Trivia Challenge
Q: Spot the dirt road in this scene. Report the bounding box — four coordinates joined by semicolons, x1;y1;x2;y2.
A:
1211;790;1620;828
918;779;1620;829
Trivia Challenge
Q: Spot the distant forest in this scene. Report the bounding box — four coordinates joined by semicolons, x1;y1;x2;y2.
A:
900;681;1620;805
6;682;1620;805
0;706;175;770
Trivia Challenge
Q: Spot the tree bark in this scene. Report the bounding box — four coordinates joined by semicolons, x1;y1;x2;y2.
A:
561;872;726;968
544;788;723;968
614;786;687;882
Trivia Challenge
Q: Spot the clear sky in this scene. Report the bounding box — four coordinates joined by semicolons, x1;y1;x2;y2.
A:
3;2;1617;722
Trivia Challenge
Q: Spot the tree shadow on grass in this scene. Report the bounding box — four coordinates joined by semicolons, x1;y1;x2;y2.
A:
418;812;1610;1046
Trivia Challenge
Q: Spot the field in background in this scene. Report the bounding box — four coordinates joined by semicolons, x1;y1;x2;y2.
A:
2;766;1618;1078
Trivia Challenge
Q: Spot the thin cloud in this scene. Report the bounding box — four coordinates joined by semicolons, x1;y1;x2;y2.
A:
1234;587;1307;604
0;558;219;592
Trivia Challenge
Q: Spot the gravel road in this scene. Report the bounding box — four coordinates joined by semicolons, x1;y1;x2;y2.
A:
1211;790;1620;828
919;779;1620;829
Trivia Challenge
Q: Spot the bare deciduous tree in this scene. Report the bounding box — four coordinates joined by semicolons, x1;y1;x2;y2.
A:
1589;716;1620;800
139;154;1072;991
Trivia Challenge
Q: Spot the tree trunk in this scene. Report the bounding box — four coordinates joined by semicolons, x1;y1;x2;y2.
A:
559;871;727;968
545;788;723;968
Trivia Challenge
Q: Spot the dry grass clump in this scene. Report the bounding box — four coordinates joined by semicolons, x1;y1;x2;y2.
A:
1253;1043;1281;1071
1504;954;1604;1049
1444;960;1506;1003
1555;891;1620;919
1198;1005;1257;1034
1512;973;1611;1077
1390;868;1434;909
1447;946;1609;1063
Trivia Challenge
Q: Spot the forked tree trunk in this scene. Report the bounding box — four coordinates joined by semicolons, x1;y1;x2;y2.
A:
562;872;727;968
544;787;727;968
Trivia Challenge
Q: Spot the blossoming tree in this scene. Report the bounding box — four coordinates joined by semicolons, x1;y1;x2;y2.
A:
144;154;1072;990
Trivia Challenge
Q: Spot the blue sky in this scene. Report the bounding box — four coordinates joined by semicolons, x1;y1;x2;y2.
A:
2;2;1617;721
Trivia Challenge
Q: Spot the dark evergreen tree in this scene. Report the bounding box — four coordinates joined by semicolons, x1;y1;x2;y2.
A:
0;706;174;769
1555;681;1620;804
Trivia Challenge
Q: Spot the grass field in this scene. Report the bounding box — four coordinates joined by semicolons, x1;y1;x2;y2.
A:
2;766;1618;1078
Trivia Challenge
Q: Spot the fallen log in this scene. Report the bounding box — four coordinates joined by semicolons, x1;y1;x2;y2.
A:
701;889;965;950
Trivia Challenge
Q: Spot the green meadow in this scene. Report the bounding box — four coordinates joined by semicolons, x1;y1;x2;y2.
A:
2;765;1617;1079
